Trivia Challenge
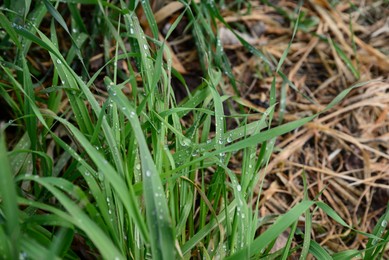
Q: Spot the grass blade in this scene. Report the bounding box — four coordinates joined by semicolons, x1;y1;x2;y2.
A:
0;130;20;258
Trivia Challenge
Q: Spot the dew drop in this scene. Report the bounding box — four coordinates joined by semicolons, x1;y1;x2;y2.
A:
237;185;242;192
381;220;388;227
227;136;232;143
143;44;148;50
56;59;62;64
181;138;191;147
146;170;151;177
130;111;136;118
19;251;28;260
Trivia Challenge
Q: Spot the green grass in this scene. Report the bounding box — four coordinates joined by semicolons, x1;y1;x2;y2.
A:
0;0;387;259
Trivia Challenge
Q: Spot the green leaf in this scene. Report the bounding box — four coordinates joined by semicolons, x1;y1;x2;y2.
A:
0;130;20;258
226;200;316;259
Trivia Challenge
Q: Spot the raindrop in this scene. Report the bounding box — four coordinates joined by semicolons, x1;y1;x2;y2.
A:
19;252;28;260
227;136;232;143
181;138;191;147
130;111;136;118
382;220;388;227
56;59;62;64
237;185;242;192
218;139;224;145
146;170;151;177
143;44;148;50
108;209;112;215
112;91;117;96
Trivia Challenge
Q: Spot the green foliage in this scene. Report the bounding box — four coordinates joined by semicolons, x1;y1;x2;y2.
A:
0;0;385;259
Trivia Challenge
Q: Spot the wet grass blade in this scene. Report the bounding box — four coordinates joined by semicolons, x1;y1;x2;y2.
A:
23;175;124;259
108;84;176;259
0;130;20;259
226;200;316;259
309;240;332;260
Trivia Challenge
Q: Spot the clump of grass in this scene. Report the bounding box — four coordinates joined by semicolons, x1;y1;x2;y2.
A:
0;0;388;259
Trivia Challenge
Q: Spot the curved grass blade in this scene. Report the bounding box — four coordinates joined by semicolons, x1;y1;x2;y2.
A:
23;176;124;259
226;200;316;259
108;83;176;259
0;131;20;259
309;240;332;260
